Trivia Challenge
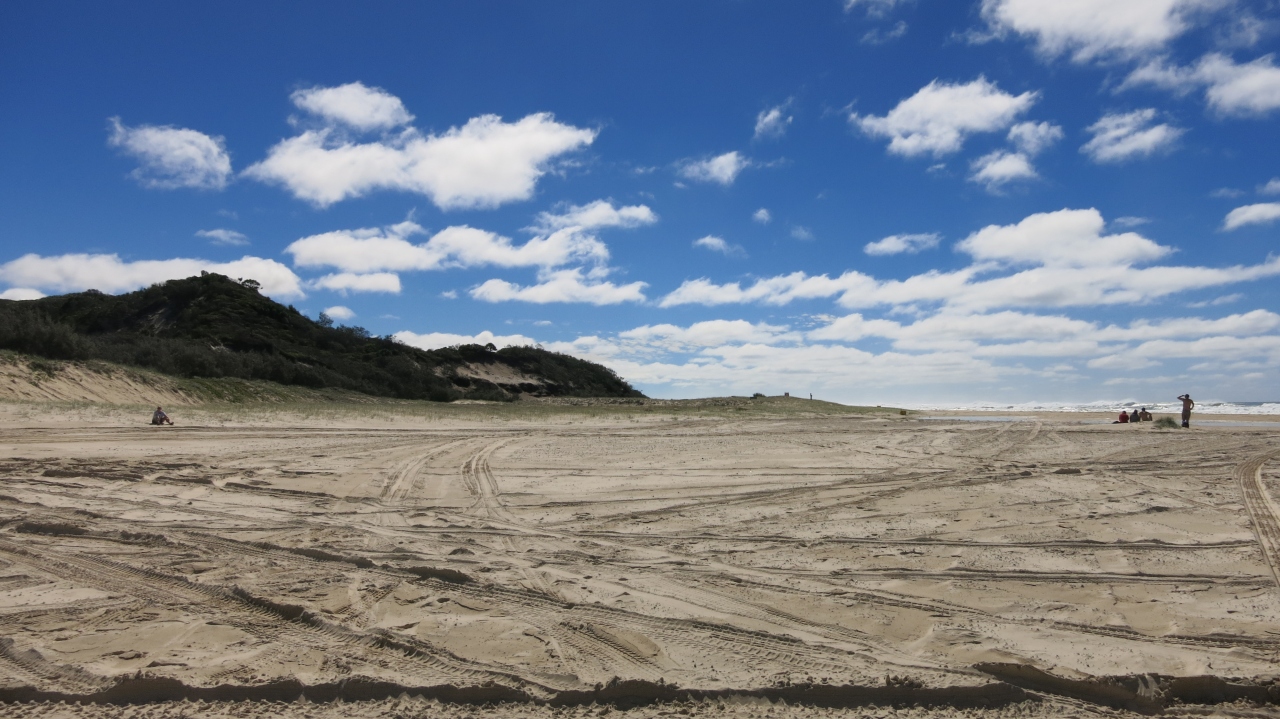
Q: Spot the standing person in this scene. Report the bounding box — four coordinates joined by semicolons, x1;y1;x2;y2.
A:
1177;394;1194;428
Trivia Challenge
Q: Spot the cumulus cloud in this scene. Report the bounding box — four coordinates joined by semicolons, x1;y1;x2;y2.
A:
851;77;1038;157
754;103;793;140
957;208;1170;267
108;118;232;190
290;82;413;131
678;151;749;185
752;208;772;224
0;288;44;300
245;108;596;208
864;232;941;256
660;208;1280;312
980;0;1218;62
1223;202;1280;230
969;151;1038;190
967;121;1062;191
1007;120;1064;155
1124;53;1280;116
0;254;304;298
790;226;814;241
469;268;646;305
310;272;402;294
395;330;537;350
196;229;249;246
1260;178;1280;194
285;221;608;273
693;235;746;257
618;320;799;353
529;200;657;233
1080;109;1183;163
442;303;1280;400
322;305;355;321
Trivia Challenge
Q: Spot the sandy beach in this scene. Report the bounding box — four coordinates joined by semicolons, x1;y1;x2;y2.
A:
0;400;1277;717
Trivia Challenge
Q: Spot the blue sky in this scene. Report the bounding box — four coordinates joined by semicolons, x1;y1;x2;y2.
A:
2;1;1279;405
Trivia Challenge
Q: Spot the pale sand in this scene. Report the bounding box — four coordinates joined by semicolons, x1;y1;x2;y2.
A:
0;401;1278;717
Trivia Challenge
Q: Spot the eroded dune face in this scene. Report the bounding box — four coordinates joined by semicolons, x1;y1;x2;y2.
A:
0;407;1277;715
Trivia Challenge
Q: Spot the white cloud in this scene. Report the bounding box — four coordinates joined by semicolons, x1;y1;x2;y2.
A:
864;232;941;256
285;221;608;273
958;208;1169;267
290;82;413;131
1124;53;1280;116
196;228;249;246
0;254;304;298
660;208;1280;313
1260;178;1280;194
969;151;1038;190
1087;354;1161;370
245;112;596;209
1080;109;1183;163
693;235;746;257
1188;293;1242;307
108;118;231;190
1007;120;1064;154
844;0;910;17
470;268;647;305
619;320;799;352
862;21;909;46
790;226;814;241
1112;216;1151;228
0;288;44;301
754;103;793;140
980;0;1219;62
529;200;657;233
310;272;401;294
851;77;1038;157
1223;202;1280;230
678;151;749;185
322;305;356;321
394;330;537;351
752;208;772;224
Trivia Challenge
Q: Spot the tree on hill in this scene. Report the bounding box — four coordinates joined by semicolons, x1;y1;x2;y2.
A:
0;273;643;402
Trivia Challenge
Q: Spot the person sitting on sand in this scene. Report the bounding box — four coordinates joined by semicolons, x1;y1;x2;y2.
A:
1129;409;1140;423
1177;394;1194;428
151;406;173;426
1138;407;1152;421
1114;411;1130;424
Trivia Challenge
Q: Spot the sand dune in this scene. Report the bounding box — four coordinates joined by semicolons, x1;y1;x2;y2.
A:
0;402;1277;717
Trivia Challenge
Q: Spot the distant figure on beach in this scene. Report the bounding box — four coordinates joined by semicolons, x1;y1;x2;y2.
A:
1139;407;1152;421
1115;411;1130;424
1177;394;1194;428
1129;409;1140;423
151;406;173;426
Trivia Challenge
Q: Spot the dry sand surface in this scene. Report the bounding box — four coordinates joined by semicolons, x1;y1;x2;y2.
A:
0;400;1278;717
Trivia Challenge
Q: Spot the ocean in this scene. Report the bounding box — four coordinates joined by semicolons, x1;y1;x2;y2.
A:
905;400;1280;415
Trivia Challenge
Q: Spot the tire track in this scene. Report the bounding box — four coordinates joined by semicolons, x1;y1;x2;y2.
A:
1234;451;1280;589
0;538;549;693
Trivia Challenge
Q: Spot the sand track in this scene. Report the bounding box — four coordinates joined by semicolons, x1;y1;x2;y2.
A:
0;408;1278;715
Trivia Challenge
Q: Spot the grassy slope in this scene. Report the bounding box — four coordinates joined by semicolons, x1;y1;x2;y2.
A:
0;274;642;402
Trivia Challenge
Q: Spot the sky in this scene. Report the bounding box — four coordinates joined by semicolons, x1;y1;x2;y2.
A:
2;1;1279;406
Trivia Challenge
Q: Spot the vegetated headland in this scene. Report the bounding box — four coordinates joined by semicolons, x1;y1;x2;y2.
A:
0;273;641;403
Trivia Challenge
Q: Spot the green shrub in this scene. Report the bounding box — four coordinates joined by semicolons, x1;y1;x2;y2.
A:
1153;416;1179;429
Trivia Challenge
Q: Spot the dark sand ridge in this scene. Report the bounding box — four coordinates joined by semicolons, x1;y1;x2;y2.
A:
0;401;1277;717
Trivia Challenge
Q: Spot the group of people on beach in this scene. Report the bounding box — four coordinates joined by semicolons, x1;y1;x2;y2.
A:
1116;407;1153;424
1115;394;1195;427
